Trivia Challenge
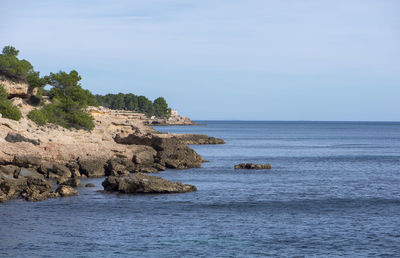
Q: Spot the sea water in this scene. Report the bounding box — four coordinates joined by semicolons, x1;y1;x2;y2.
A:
1;121;400;257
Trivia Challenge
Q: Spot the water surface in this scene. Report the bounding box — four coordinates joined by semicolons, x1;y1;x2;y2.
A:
1;121;400;257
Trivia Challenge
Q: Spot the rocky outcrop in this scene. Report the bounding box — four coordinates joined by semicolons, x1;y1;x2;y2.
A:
78;158;108;178
175;134;225;145
0;176;56;202
115;133;204;169
0;105;224;203
234;163;272;170
102;173;197;194
0;77;29;98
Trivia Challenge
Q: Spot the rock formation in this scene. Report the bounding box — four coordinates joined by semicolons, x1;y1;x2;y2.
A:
102;173;197;194
0;94;224;202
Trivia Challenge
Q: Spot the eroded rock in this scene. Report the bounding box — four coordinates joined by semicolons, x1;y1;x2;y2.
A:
102;173;197;194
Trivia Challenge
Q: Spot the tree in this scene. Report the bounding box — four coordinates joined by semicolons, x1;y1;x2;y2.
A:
29;70;98;130
2;46;19;57
46;70;81;98
153;97;171;118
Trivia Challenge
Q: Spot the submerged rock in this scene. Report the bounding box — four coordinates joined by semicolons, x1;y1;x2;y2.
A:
234;163;272;170
85;183;95;187
102;173;197;194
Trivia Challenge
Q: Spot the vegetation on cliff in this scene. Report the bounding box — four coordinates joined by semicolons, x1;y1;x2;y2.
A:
0;84;22;120
28;70;97;130
95;94;171;118
0;45;173;130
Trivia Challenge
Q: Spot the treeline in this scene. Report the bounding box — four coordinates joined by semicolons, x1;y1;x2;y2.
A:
0;45;172;131
95;94;171;118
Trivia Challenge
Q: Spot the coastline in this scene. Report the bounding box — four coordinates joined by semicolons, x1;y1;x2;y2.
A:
0;106;224;203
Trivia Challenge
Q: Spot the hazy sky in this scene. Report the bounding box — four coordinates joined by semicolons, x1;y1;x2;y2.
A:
1;0;399;120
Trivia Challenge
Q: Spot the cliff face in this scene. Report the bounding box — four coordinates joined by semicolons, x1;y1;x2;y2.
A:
0;76;30;99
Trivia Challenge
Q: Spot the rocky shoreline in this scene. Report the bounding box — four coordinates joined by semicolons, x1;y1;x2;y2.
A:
0;105;224;203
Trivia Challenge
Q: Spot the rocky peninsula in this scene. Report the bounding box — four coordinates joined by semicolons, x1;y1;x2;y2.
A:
0;78;224;203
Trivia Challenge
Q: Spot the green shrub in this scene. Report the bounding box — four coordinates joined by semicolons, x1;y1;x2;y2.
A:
0;84;7;99
0;84;21;121
27;102;95;131
27;108;47;125
0;99;22;120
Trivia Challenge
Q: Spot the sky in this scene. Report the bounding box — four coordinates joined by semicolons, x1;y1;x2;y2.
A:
1;0;399;120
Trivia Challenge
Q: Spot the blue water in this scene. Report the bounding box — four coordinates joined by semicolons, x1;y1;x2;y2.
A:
1;121;400;257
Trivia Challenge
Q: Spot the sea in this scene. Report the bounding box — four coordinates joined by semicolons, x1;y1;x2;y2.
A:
1;121;400;257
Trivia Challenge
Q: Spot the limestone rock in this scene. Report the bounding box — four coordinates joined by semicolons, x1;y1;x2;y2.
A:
0;78;29;98
104;158;131;177
78;158;107;177
102;173;197;194
56;185;78;197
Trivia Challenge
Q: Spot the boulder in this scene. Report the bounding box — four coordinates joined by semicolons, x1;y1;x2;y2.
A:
102;173;197;194
13;155;42;168
78;158;107;177
38;162;72;179
0;176;55;202
21;177;55;202
56;185;78;197
133;151;154;166
105;158;131;177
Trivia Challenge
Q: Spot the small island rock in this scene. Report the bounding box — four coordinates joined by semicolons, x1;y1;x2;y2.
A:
234;163;272;170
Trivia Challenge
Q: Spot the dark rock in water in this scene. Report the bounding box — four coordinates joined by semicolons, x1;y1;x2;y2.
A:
0;176;55;202
114;134;204;169
234;163;272;170
22;177;55;201
102;173;197;194
60;178;80;187
56;185;78;197
78;158;107;178
5;132;40;146
105;158;131;177
85;183;95;187
176;134;225;145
